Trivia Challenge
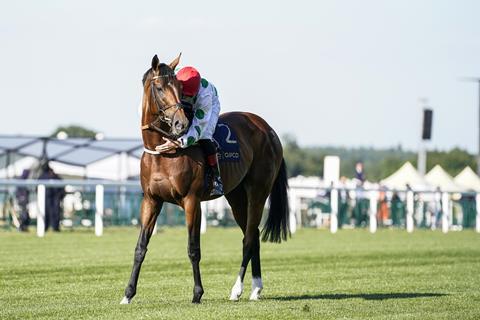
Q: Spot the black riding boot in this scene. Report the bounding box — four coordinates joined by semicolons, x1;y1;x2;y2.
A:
199;139;224;196
209;158;224;196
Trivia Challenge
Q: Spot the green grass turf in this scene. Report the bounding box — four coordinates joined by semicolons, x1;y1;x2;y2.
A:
1;227;479;319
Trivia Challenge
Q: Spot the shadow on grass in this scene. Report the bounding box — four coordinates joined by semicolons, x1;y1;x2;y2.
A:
267;292;447;301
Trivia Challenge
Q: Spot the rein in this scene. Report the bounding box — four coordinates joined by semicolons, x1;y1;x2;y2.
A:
143;147;161;155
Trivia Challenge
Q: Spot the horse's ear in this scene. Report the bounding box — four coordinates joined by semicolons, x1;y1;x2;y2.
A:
169;52;182;71
151;54;159;70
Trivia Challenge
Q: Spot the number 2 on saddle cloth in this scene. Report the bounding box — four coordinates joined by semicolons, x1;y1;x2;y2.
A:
182;102;241;194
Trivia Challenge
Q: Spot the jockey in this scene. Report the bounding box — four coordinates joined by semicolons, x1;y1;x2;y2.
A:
156;66;224;196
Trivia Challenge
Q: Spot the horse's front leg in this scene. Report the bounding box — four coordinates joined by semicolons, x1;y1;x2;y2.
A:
184;196;204;303
121;196;162;304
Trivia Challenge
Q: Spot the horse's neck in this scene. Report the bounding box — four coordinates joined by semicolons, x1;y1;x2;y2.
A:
142;131;165;151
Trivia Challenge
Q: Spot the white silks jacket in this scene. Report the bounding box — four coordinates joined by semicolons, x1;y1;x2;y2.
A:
177;78;221;148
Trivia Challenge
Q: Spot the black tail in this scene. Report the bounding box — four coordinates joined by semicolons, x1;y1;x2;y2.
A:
261;158;290;243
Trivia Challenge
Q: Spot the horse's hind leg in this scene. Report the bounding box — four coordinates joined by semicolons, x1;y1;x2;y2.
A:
249;228;263;300
227;184;268;301
121;196;162;304
225;185;248;300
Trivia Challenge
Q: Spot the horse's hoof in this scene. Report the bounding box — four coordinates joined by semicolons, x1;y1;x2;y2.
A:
229;277;244;301
192;286;204;304
120;296;131;304
229;292;241;301
192;297;201;304
229;286;243;301
249;277;263;300
249;287;262;300
192;293;203;303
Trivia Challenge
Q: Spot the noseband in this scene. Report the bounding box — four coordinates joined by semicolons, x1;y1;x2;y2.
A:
141;75;184;140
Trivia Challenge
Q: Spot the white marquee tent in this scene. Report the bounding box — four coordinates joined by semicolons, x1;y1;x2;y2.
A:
425;165;463;192
454;167;480;192
380;162;430;190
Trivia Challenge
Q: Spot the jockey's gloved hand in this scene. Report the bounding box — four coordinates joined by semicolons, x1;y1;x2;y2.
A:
181;100;194;122
181;100;193;110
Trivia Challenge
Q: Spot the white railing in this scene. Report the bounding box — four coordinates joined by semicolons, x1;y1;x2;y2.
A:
0;179;141;237
1;179;479;236
288;185;480;234
0;179;212;237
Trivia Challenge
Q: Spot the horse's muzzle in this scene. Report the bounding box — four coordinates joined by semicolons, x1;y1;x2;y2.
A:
173;121;186;135
171;118;189;137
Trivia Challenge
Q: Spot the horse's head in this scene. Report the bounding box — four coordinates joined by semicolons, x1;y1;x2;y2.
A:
141;54;189;139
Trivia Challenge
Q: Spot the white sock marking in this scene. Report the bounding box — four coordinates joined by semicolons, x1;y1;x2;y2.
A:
120;296;131;304
249;277;263;300
229;276;244;301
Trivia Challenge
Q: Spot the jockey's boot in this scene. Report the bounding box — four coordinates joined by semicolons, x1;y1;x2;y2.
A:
209;157;224;196
199;139;224;196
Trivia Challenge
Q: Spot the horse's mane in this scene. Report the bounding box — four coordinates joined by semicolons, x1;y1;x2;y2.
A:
142;63;175;86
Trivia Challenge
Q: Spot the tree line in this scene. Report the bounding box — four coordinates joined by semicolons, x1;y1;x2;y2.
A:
282;134;476;181
51;126;476;182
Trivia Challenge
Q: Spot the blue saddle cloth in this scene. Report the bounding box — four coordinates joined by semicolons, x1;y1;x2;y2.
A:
212;122;240;162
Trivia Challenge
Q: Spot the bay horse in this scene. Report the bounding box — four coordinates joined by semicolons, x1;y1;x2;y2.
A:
121;54;289;304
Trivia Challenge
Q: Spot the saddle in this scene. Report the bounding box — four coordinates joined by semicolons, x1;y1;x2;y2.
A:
182;101;240;163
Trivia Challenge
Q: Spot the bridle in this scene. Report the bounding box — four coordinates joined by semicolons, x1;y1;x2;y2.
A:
141;74;185;140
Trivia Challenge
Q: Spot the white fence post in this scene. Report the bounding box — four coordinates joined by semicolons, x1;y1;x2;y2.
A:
200;202;207;234
288;188;298;234
330;188;338;234
201;212;207;234
476;194;480;233
432;191;441;230
288;188;298;233
406;191;414;233
152;203;161;235
415;199;424;229
95;184;104;237
37;184;45;238
289;207;297;234
442;192;449;233
369;191;378;233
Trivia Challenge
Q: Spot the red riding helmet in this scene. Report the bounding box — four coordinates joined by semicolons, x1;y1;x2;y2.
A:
176;66;201;97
